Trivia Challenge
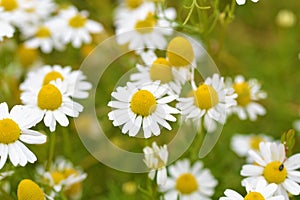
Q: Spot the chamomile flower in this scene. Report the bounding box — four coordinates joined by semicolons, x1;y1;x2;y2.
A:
20;65;92;99
241;142;300;199
37;157;87;199
22;20;65;53
0;9;14;41
143;142;168;185
227;75;267;121
236;0;259;6
17;179;47;200
177;74;237;132
231;133;273;158
20;79;83;132
53;6;103;48
130;51;186;95
160;159;218;199
220;179;284;200
115;2;176;52
108;81;179;138
0;102;46;169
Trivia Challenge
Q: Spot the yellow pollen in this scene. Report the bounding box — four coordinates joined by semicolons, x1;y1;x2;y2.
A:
167;37;195;67
37;84;62;110
249;136;264;150
244;191;265;200
149;58;173;83
130;90;156;116
68;14;87;28
17;45;38;67
43;71;64;85
0;0;18;11
263;161;287;184
176;173;198;194
35;26;51;38
0;118;21;144
134;13;156;34
194;84;219;110
126;0;143;9
233;82;251;107
51;171;65;185
17;179;45;200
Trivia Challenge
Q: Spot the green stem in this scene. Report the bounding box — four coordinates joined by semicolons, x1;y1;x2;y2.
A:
190;119;204;162
62;128;71;157
46;133;56;171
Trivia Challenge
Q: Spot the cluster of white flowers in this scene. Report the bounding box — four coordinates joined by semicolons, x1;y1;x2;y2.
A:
0;0;104;52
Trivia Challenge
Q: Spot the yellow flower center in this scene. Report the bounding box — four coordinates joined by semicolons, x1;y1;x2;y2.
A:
43;71;64;85
176;173;198;194
167;37;195;67
263;161;287;184
194;84;219;110
37;84;63;110
149;58;173;83
244;192;265;200
51;171;65;185
249;136;264;150
0;118;21;144
130;90;156;116
0;0;18;11
134;13;156;34
68;14;87;28
233;82;251;107
17;45;38;67
126;0;143;9
35;26;51;38
17;179;45;200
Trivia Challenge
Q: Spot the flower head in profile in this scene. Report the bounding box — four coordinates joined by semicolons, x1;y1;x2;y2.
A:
177;73;237;132
20;65;92;99
130;50;187;95
0;102;46;169
108;81;179;138
143;142;168;185
241;142;300;199
219;179;284;200
227;75;267;121
17;179;52;200
160;159;218;199
20;79;83;132
37;157;87;200
231;133;273;161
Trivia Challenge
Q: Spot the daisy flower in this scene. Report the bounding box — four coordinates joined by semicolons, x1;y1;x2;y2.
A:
115;2;176;52
108;81;179;138
236;0;259;6
176;73;237;132
231;133;273;158
0;102;46;169
227;75;267;121
0;8;14;41
130;50;186;95
53;6;103;48
20;64;92;99
160;159;218;199
22;20;65;53
241;142;300;199
37;157;87;199
20;79;83;132
220;179;284;200
143;142;168;185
